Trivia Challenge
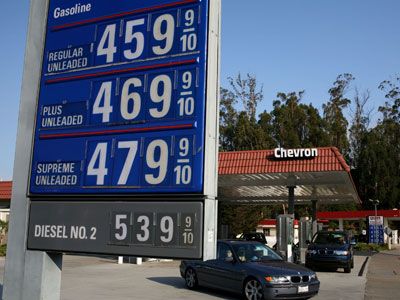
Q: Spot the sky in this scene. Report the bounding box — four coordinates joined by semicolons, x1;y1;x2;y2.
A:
0;0;399;180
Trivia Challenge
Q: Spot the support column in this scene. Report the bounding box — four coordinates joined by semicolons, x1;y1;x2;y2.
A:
203;198;218;261
338;219;344;231
287;186;296;215
3;1;63;298
311;200;318;235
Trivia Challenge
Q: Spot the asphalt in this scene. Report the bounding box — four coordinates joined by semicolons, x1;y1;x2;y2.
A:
364;246;400;300
0;247;398;299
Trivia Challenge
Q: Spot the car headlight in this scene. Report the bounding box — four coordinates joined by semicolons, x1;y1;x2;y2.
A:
265;276;290;284
306;249;317;255
310;273;318;280
334;250;349;255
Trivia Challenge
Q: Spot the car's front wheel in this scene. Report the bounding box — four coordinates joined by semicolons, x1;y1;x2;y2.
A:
243;278;264;300
185;268;198;289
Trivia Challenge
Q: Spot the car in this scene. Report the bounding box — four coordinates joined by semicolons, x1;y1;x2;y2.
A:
239;232;268;245
180;240;320;300
305;231;355;273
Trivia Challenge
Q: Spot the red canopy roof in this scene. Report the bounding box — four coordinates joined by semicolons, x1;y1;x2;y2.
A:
0;181;12;201
219;147;349;175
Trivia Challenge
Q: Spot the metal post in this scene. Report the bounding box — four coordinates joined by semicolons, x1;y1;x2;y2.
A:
374;203;378;244
311;200;318;235
203;198;218;260
287;186;296;215
3;1;63;299
369;199;380;244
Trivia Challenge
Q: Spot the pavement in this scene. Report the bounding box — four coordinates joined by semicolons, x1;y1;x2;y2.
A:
0;248;398;299
313;254;367;300
364;246;400;300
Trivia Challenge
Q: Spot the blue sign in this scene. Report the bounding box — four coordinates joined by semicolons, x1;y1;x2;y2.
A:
30;0;210;194
368;216;384;244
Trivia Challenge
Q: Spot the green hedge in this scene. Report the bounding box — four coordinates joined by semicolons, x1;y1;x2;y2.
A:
354;243;389;252
0;244;6;256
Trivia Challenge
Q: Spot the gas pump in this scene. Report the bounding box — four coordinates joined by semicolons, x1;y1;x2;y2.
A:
276;214;294;262
299;217;312;264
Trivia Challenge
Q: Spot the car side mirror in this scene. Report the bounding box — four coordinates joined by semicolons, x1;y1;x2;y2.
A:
350;239;356;245
225;256;234;263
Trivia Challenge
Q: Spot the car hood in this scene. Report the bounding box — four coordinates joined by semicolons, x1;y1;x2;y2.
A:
308;244;349;251
245;260;313;275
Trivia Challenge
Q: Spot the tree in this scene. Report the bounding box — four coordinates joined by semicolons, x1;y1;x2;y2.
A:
349;88;371;169
357;124;400;209
219;87;238;151
231;112;272;150
270;91;329;148
355;78;400;209
218;203;274;237
378;76;400;122
323;74;354;155
228;73;263;120
219;74;268;151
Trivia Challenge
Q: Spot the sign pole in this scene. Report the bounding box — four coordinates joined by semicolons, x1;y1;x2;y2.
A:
3;1;62;299
202;0;221;260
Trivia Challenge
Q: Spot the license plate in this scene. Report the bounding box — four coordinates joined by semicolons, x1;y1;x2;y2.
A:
298;286;309;293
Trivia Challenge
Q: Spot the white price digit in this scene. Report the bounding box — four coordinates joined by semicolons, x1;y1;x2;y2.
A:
174;165;192;185
183;232;194;244
179;138;190;156
93;81;113;123
185;216;192;228
180;33;197;52
124;18;145;60
160;216;174;243
117;141;139;185
97;24;117;63
152;14;175;55
136;215;150;242
145;139;168;184
182;71;193;89
115;214;128;241
184;10;195;27
177;97;194;116
149;75;172;118
178;71;195;116
87;143;108;185
121;77;142;120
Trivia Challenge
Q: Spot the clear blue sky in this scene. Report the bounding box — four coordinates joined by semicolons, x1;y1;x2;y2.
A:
0;0;399;180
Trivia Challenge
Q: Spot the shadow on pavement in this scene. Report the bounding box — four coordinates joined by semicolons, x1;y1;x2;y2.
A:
147;277;240;299
146;276;186;289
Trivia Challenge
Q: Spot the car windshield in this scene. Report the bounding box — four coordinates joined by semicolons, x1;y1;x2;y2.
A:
313;232;347;245
231;243;282;262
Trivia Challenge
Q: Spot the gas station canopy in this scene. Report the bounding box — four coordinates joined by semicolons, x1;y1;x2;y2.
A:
218;147;361;204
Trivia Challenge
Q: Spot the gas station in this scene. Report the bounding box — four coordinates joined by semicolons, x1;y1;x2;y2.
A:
218;146;361;262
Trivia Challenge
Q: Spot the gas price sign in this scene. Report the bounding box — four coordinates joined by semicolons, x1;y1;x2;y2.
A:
28;201;203;258
29;0;215;195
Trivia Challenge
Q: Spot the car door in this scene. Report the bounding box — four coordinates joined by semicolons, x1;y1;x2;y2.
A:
196;243;224;287
210;243;246;293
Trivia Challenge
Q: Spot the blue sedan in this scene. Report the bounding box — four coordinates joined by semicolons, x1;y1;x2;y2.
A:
180;240;319;300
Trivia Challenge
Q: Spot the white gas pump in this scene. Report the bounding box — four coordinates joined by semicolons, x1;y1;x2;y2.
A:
276;214;294;262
